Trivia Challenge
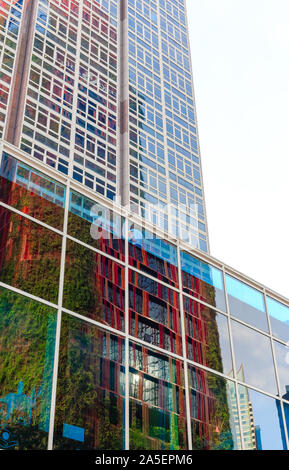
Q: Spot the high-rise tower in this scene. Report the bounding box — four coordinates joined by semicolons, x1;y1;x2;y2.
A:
1;0;209;252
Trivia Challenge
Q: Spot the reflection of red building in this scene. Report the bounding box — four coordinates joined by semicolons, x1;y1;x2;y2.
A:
189;364;234;450
0;156;63;304
183;272;233;449
129;270;182;355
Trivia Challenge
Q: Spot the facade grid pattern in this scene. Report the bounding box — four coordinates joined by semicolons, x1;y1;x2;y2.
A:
0;145;289;450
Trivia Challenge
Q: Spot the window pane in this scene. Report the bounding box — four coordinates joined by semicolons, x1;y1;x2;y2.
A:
273;340;289;400
188;365;241;450
0;206;61;303
0;287;57;450
68;190;125;262
267;297;289;343
238;385;287;450
129;224;178;288
232;320;277;395
129;270;182;355
184;297;232;375
181;252;226;312
53;314;125;450
63;239;125;331
129;342;187;450
226;275;268;332
0;153;65;230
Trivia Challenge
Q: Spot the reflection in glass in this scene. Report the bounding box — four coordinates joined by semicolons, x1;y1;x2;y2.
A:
281;402;289;449
0;206;61;303
231;320;277;395
0;287;56;450
68;190;125;261
129;224;178;287
267;297;289;343
0;153;65;230
63;239;125;331
183;297;232;374
238;385;286;450
129;342;187;450
226;275;268;332
129;270;182;354
181;252;226;312
54;314;125;449
188;365;241;450
273;340;289;402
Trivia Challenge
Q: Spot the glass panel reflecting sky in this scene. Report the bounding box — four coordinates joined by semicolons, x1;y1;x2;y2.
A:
226;275;268;332
231;320;277;395
239;385;287;450
273;340;289;400
267;297;289;343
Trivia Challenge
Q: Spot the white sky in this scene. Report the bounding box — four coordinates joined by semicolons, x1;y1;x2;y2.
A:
187;0;289;299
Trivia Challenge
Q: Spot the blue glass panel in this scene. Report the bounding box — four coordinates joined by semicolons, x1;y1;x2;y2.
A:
129;225;178;267
272;340;289;400
232;320;277;395
267;297;289;343
128;224;178;287
181;252;223;290
239;386;287;450
226;275;268;332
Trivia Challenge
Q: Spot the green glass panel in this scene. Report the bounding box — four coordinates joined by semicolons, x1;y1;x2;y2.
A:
129;341;187;450
0;287;56;450
0;207;61;303
0;153;65;230
188;365;241;450
63;239;125;331
53;313;125;449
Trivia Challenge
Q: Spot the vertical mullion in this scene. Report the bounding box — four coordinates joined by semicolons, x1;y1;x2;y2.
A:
177;243;192;450
263;289;289;450
124;214;130;450
47;180;70;450
223;268;245;450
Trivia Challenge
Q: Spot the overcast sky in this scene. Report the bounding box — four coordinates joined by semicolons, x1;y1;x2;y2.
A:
187;0;289;299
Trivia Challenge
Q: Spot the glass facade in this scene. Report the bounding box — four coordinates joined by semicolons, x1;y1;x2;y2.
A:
0;149;289;450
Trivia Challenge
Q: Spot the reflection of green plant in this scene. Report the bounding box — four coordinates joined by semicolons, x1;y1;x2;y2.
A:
0;209;61;303
186;290;235;451
63;239;101;320
98;397;122;449
130;400;186;451
6;424;48;450
0;288;56;449
0;175;64;230
68;212;96;247
54;315;124;450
